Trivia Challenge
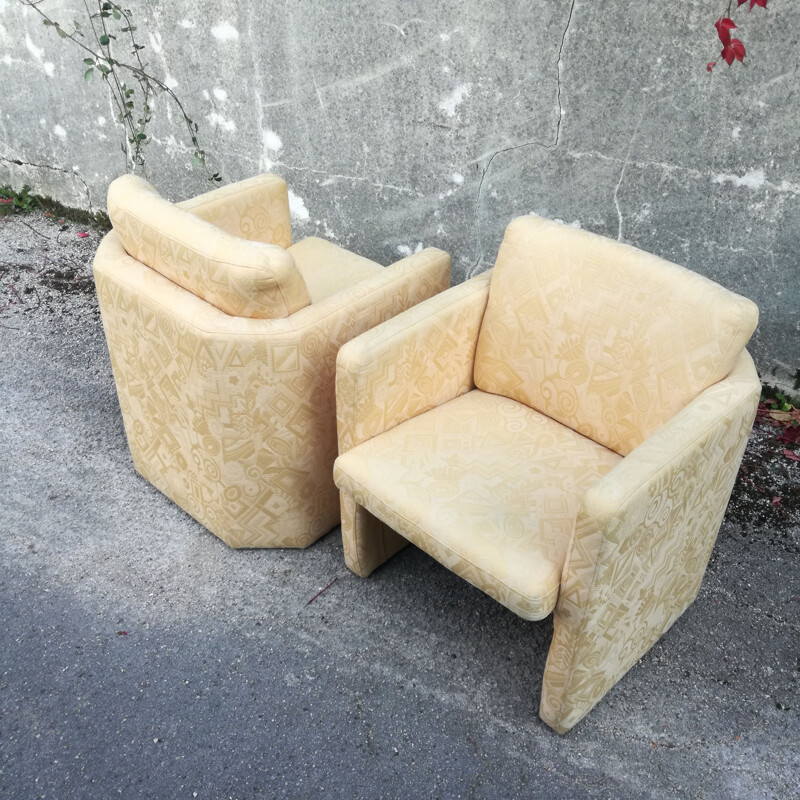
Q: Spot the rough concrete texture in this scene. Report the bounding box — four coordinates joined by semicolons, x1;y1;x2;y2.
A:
2;212;799;799
1;1;799;391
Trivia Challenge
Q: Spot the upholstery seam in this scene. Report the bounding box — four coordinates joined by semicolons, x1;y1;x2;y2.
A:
97;242;445;335
347;275;490;450
111;201;300;316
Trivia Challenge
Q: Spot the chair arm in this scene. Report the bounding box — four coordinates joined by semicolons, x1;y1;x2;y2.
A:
540;350;761;733
177;174;292;248
336;271;492;454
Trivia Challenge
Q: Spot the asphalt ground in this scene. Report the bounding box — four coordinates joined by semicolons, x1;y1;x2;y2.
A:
1;211;798;799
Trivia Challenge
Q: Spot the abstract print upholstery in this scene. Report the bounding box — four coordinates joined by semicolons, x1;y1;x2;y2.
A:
108;174;309;319
474;215;758;455
335;389;622;620
95;173;451;548
333;216;761;732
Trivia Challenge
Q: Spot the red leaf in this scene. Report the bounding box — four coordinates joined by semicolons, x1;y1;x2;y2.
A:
722;38;746;65
76;231;89;238
715;17;737;45
750;0;767;9
782;449;800;462
116;630;128;636
737;0;748;5
771;496;782;506
707;61;717;72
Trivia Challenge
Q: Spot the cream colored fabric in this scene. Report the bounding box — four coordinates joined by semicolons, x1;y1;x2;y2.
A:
177;173;292;247
335;390;621;620
108;174;309;319
475;216;759;455
541;350;760;732
335;272;492;576
95;180;451;548
288;237;383;304
333;222;759;732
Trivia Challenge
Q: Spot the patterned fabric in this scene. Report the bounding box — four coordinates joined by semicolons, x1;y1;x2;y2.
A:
540;350;760;732
333;232;760;733
108;174;309;319
335;272;492;576
177;173;292;248
474;216;759;455
334;390;621;620
288;237;383;304
95;182;451;548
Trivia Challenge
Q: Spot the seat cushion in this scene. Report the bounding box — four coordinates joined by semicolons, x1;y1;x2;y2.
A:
474;216;759;456
288;237;383;303
107;174;309;319
334;389;621;620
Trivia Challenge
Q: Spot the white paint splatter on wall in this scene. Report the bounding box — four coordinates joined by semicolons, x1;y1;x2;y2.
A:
438;83;471;117
213;88;228;101
207;113;236;132
53;124;66;139
211;23;239;42
713;169;766;190
397;242;423;256
24;34;43;60
260;129;283;169
287;189;309;222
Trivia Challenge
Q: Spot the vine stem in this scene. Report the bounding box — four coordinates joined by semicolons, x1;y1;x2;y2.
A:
20;0;219;181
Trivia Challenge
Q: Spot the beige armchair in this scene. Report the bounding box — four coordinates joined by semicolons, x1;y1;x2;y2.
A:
333;215;760;732
93;173;450;548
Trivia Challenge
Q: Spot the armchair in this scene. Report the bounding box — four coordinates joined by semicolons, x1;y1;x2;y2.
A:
93;173;450;548
333;215;760;732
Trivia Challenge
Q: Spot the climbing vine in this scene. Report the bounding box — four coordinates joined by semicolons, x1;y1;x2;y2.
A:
708;0;769;71
20;0;221;181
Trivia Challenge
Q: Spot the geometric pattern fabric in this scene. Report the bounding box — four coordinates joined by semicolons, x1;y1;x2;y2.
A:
475;216;759;455
94;173;451;548
334;388;622;620
333;217;761;732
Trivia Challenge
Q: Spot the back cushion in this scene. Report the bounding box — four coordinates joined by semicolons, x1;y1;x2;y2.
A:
107;175;309;318
474;216;759;455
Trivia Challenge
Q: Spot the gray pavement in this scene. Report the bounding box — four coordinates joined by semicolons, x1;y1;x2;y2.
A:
1;212;798;799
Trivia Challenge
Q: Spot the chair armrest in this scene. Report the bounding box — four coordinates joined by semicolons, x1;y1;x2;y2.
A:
177;174;292;248
540;349;761;733
336;271;492;454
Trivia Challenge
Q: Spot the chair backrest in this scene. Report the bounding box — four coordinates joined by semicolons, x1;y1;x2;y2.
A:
474;216;759;455
107;175;309;319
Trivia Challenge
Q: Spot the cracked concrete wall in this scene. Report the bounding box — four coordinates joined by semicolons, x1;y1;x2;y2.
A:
1;0;798;389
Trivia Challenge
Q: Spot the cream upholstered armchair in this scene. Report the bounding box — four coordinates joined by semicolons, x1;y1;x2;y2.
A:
333;215;760;733
93;173;450;548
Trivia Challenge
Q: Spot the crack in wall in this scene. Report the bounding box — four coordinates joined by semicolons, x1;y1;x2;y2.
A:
275;161;425;198
613;113;644;242
467;1;576;277
0;153;93;210
555;0;576;148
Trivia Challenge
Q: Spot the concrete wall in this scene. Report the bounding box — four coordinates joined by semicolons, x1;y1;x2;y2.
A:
1;0;798;390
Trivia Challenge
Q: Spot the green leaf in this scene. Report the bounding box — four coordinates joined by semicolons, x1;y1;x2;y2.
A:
56;25;68;38
99;34;110;46
83;57;94;65
84;68;94;81
73;21;82;30
113;9;121;20
43;19;53;26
